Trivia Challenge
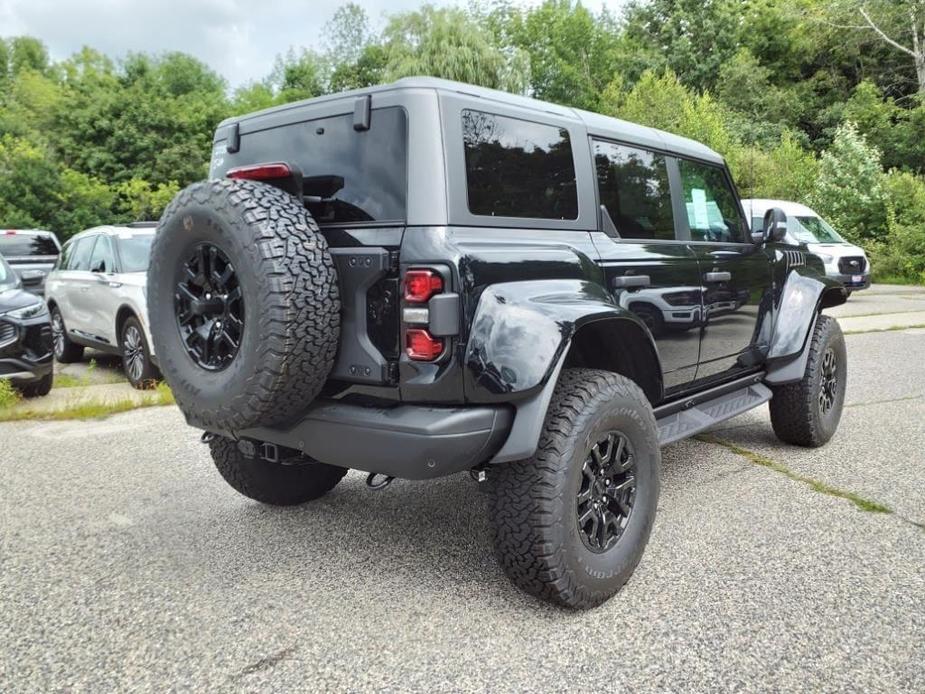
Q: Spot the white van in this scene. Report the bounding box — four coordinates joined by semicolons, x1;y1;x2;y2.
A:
743;199;871;294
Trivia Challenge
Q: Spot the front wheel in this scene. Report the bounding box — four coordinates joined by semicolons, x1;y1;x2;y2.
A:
209;435;348;506
769;314;847;447
489;369;660;609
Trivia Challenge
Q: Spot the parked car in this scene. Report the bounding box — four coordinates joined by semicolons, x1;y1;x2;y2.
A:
0;253;53;396
0;229;61;294
743;199;870;294
149;77;848;609
44;222;159;389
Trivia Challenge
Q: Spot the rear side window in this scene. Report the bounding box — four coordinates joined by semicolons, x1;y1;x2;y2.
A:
67;237;96;271
116;234;154;273
0;232;58;257
216;107;408;225
88;236;116;273
678;160;746;243
594;141;675;240
462;110;577;220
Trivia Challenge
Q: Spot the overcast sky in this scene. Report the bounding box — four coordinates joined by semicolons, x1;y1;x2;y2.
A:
0;0;626;88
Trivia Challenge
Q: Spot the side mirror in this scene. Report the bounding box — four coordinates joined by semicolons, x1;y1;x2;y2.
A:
754;207;787;244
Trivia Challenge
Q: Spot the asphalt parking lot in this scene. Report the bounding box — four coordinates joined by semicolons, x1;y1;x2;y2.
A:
2;286;924;692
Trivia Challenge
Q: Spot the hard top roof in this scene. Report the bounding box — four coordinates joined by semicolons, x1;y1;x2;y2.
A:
219;76;725;165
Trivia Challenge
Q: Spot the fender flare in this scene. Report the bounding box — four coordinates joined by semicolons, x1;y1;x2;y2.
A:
765;270;846;384
461;279;661;463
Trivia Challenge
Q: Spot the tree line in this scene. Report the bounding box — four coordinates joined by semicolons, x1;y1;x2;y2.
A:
1;0;923;283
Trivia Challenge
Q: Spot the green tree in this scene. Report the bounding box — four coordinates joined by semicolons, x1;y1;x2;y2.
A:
482;0;623;110
810;121;888;242
382;5;529;92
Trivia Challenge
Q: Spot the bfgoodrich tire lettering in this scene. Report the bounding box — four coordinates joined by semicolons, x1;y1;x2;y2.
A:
148;179;340;430
489;368;660;609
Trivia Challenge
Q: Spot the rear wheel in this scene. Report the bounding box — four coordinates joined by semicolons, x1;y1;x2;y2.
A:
489;369;660;609
209;435;348;506
770;314;846;447
50;306;84;363
121;316;159;389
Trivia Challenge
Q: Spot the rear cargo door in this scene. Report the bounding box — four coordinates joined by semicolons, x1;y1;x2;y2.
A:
210;102;409;386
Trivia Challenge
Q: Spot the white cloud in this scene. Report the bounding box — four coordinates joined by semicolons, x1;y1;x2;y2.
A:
0;0;624;88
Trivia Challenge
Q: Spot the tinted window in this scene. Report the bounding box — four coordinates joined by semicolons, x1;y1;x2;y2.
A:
678;160;746;243
0;232;58;257
67;237;96;271
213;107;407;225
88;236;116;273
116;234;154;272
594;141;675;240
462;110;577;220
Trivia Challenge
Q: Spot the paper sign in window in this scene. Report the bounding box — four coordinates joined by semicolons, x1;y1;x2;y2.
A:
691;188;709;229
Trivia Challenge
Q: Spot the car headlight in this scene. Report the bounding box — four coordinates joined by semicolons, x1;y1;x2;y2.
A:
815;253;834;264
4;300;49;320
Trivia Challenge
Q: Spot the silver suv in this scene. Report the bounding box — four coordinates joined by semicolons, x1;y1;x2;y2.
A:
0;229;61;294
44;223;159;388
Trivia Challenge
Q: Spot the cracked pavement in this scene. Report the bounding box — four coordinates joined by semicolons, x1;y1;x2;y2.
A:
2;289;924;692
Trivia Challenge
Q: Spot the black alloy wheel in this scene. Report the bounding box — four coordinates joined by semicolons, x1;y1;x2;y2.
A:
577;431;637;553
175;243;244;371
818;347;838;415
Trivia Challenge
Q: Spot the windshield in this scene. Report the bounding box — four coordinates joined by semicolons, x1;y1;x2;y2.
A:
790;215;845;244
116;234;155;273
0;232;59;257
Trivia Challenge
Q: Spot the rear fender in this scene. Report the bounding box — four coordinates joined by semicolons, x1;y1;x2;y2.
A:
464;279;657;402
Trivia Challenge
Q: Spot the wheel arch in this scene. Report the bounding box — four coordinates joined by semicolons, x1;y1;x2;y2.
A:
564;316;663;405
115;305;138;345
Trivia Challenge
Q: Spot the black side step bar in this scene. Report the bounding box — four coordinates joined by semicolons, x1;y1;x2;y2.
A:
655;372;771;446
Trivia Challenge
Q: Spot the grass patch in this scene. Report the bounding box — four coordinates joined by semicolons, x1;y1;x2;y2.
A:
55;358;126;388
697;434;892;515
871;274;925;287
0;379;22;409
0;380;175;422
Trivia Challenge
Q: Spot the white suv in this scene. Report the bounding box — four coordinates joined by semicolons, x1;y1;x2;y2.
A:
743;199;871;295
44;223;159;388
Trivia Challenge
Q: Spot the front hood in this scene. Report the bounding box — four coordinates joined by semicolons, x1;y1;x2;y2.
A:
806;242;866;258
0;287;44;312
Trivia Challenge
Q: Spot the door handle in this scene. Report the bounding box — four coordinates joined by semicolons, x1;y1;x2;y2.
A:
613;274;651;289
704;271;731;283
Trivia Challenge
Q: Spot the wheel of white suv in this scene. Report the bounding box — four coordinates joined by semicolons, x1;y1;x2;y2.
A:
489;369;660;609
121;315;158;389
50;305;84;363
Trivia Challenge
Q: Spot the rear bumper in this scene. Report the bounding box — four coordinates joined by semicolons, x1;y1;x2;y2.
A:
226;400;514;479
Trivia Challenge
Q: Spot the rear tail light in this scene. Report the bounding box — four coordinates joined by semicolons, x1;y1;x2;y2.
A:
403;269;443;303
402;268;448;361
226;162;292;181
406;328;444;361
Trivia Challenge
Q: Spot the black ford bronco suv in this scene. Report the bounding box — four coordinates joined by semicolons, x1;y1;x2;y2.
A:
148;77;848;609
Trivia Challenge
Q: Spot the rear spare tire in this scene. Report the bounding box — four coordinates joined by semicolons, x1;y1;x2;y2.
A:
148;179;340;430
